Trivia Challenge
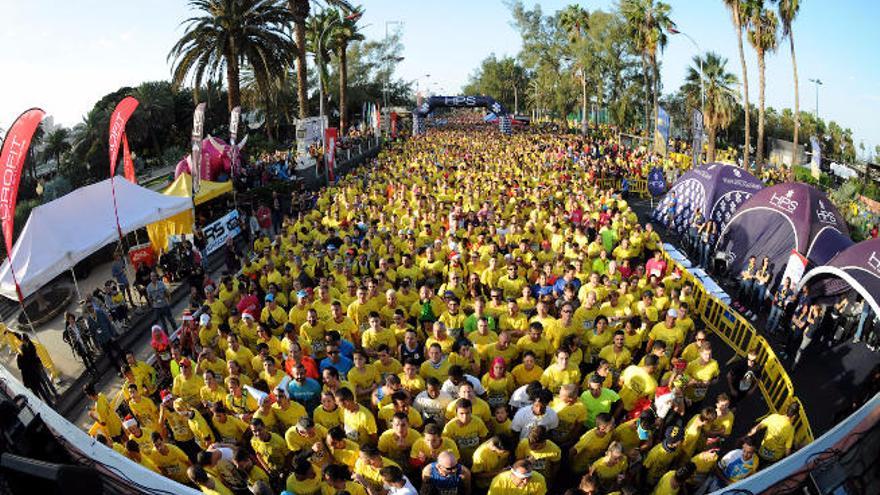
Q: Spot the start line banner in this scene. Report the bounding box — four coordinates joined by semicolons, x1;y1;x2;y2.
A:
204;209;242;254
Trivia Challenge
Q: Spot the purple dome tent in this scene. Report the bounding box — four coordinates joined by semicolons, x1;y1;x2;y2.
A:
798;239;880;317
716;182;852;284
652;163;764;235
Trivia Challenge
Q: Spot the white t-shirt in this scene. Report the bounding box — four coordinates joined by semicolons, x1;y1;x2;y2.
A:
511;406;559;439
413;390;453;424
509;385;533;409
442;375;486;398
385;476;418;495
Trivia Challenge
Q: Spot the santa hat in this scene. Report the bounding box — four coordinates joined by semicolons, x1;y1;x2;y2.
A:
123;415;138;429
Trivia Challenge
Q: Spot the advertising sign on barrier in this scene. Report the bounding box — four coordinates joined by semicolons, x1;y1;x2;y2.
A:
204;210;242;254
128;243;156;270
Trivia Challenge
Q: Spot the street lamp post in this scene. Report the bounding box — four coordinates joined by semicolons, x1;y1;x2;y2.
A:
671;28;704;120
809;78;823;119
384;20;403;108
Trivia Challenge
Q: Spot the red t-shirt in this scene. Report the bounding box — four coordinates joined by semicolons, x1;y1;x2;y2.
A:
256;206;272;228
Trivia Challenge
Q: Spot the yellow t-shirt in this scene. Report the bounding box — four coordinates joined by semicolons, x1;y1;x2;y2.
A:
758;414;794;461
517;335;553;365
572;428;614;472
590;455;628;484
320;481;367;495
410;436;459;464
286;470;322;495
511;363;544;387
442;417;489;459
146;444;191;483
651;470;680;495
487;470;548;495
445;397;492;425
212;415;248;444
377;428;422;465
285;425;328;453
272;401;308;430
515;438;561;476
618;365;658;411
471;442;511;488
341;405;377;443
539;364;581;394
550;398;588;443
250;432;288;472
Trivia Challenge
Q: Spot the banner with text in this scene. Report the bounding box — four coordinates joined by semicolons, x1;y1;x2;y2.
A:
325;127;338;182
691;109;703;168
204;209;242;255
0;108;45;256
108;96;139;182
654;106;670;155
810;135;822;180
191;103;206;194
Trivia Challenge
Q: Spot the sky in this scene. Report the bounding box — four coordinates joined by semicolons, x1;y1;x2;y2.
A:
1;0;878;156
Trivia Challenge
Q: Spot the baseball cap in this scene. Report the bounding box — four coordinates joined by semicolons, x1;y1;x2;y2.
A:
242;311;255;320
265;293;275;302
667;308;679;318
160;389;173;404
199;314;211;326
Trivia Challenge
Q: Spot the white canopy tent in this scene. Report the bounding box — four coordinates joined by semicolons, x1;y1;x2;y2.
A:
0;178;192;300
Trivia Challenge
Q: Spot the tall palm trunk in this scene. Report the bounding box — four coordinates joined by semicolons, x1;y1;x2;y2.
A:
733;6;751;168
640;53;650;136
707;125;718;162
225;46;241;112
756;49;766;174
295;20;308;118
789;30;800;181
338;44;348;134
652;55;660;146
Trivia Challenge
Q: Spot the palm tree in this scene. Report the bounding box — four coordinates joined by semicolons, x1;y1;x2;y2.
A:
306;9;336;117
620;0;674;142
559;4;590;43
747;3;778;174
723;0;752;167
682;52;738;162
288;0;353;119
43;128;71;167
559;4;590;133
168;0;296;113
778;0;801;180
328;7;364;134
131;82;174;158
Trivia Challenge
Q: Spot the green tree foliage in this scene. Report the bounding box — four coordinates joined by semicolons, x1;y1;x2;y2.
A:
168;0;297;112
681;52;739;161
462;55;529;115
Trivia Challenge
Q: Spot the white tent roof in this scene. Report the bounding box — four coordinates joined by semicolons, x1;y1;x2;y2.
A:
0;178;192;300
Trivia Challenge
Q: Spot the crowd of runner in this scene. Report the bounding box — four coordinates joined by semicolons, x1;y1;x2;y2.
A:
82;125;798;495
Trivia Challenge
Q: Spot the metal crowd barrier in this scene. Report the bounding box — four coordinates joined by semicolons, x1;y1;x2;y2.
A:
658;248;815;446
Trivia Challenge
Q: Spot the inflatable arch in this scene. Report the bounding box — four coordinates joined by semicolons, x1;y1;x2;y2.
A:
413;95;511;135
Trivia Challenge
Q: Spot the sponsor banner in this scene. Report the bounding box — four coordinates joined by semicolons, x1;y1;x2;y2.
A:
191;103;206;193
325;127;338;181
128;243;156;270
692;109;703;168
810;135;822;180
647;166;667;197
0;108;45;255
204;209;242;255
294;116;325;170
654;106;670;155
230;106;241;178
108;96;139;180
781;250;808;287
